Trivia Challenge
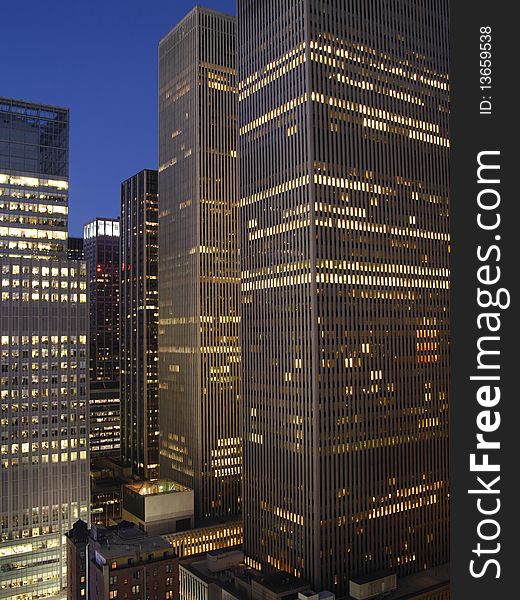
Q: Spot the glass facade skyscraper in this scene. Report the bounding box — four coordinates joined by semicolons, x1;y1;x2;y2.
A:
120;170;159;480
238;1;450;594
158;7;241;521
83;218;120;457
0;97;89;599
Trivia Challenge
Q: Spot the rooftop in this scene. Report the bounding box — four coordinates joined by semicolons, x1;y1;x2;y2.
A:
350;569;395;585
0;96;69;114
91;521;173;565
386;565;449;599
126;479;191;497
299;592;335;600
182;551;248;600
348;565;449;600
255;573;310;595
66;519;89;544
159;5;235;46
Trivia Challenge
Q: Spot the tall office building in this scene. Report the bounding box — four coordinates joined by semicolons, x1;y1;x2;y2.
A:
158;7;241;521
83;217;120;457
238;1;450;594
120;170;159;480
0;97;89;598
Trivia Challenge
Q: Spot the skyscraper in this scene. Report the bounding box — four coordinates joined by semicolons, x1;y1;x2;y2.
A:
83;218;120;457
238;1;450;594
0;97;89;598
158;7;241;521
120;169;159;480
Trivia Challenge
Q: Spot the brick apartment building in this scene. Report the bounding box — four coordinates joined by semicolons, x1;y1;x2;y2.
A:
66;520;178;599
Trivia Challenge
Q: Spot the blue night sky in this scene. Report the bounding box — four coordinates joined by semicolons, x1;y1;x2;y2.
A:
2;0;236;236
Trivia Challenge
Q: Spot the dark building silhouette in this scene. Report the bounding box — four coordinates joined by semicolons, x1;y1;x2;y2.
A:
66;520;89;600
84;217;121;457
90;456;133;526
120;169;159;479
67;236;84;260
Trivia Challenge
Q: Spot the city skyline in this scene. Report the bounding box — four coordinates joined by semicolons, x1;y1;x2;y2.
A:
1;3;454;599
1;0;236;237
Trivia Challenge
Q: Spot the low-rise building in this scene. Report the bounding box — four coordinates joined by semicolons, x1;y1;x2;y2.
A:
348;566;449;600
178;550;332;600
122;479;195;534
66;520;178;600
179;550;246;600
250;574;313;600
163;520;243;558
66;520;89;600
121;479;242;559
